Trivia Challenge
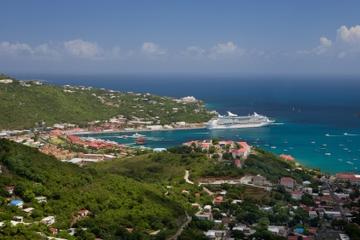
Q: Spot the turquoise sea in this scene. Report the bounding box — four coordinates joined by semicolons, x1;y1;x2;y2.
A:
16;74;360;174
82;124;360;174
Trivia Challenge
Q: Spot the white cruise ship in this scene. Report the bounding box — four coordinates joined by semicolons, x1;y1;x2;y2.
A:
207;112;274;129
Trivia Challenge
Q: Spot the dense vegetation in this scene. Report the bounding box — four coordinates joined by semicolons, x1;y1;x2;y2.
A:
0;75;212;129
0;139;190;239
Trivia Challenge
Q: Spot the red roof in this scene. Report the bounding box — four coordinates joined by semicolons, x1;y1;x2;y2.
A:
213;195;224;204
280;177;295;186
238;141;250;149
232;149;246;154
280;154;295;161
336;173;360;181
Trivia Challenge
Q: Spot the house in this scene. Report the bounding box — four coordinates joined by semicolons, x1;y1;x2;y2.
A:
13;216;24;223
49;227;58;235
231;199;243;204
5;186;15;195
280;177;296;190
339;234;350;240
23;207;34;215
309;211;318;219
9;199;24;208
335;173;360;184
268;225;288;237
35;196;47;204
253;175;267;186
77;209;91;218
195;205;212;220
231;142;251;159
10;216;25;226
213;196;224;205
153;148;167;152
304;187;313;194
204;205;212;212
0;79;13;84
232;224;256;236
291;190;303;200
280;154;295;161
231;149;244;159
204;230;227;240
195;211;213;221
41;216;56;225
324;211;342;219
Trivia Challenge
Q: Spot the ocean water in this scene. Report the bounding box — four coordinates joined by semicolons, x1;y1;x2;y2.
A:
16;73;360;174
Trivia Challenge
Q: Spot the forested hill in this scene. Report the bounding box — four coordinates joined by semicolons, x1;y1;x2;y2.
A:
0;139;189;239
0;75;212;130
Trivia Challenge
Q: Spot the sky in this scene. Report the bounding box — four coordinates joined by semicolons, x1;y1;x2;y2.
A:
1;0;360;75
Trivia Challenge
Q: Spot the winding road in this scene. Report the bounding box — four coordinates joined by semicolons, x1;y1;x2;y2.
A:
167;212;192;240
184;170;194;184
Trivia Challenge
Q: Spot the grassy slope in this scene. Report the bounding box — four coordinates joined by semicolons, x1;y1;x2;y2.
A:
0;79;212;129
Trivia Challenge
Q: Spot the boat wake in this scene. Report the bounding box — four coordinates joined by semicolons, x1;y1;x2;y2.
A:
325;133;343;137
324;132;359;137
146;137;164;141
344;132;359;136
271;122;284;125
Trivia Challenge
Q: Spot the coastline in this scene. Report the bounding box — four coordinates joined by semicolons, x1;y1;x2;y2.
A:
70;125;207;136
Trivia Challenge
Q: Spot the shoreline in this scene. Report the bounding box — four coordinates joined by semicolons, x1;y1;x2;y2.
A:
70;126;207;136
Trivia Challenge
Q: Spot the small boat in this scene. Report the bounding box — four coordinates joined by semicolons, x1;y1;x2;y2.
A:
131;133;145;138
136;137;146;145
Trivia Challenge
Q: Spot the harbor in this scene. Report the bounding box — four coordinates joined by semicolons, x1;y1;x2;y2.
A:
80;121;360;174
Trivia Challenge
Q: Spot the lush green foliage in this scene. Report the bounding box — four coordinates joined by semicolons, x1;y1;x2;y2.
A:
0;139;189;239
0;80;212;129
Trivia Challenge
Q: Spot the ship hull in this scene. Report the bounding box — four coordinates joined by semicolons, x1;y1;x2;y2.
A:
207;121;272;129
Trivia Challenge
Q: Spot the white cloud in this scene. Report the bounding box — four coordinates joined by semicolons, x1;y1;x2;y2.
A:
0;41;34;56
64;39;101;58
337;25;360;44
209;41;244;59
141;42;166;56
314;37;332;55
182;46;206;57
212;41;237;54
299;25;360;58
319;37;332;48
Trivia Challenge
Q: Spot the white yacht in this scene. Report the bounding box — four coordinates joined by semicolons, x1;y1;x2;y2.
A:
207;112;274;129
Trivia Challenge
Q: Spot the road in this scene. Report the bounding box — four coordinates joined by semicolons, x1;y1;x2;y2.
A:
184;170;194;184
167;212;192;240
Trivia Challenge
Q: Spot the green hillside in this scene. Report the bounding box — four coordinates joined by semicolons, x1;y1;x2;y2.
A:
0;139;188;239
0;76;212;130
0;139;318;239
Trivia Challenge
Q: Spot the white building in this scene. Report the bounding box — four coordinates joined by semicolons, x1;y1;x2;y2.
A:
0;79;13;84
41;216;55;225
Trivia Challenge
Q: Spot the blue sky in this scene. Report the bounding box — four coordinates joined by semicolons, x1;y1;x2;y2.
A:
1;0;360;75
